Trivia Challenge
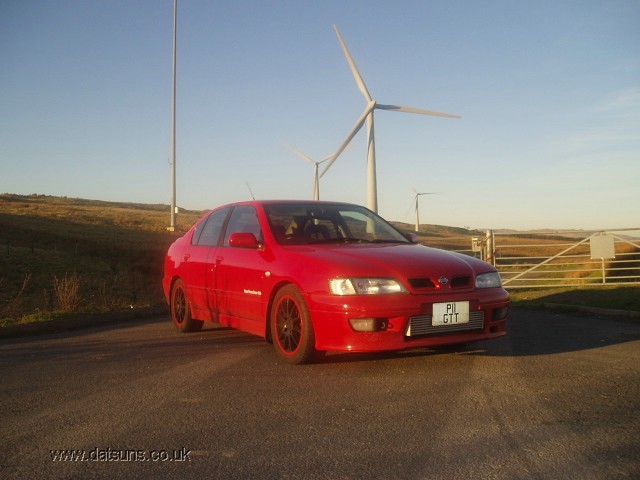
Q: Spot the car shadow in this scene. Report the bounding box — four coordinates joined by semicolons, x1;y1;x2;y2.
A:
3;309;639;365
478;307;640;357
319;308;640;364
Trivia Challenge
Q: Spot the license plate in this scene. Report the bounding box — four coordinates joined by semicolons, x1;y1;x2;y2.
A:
432;301;469;326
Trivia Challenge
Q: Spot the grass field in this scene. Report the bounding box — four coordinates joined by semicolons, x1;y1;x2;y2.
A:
1;194;638;327
0;194;204;326
508;286;640;312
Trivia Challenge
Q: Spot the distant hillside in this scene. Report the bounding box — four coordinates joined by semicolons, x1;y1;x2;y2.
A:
0;194;475;237
391;221;481;237
0;193;206;224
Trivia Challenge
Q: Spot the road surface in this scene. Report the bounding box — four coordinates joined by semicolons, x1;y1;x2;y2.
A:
1;309;639;479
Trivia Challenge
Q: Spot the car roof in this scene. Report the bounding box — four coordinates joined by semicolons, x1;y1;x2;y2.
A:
218;200;364;209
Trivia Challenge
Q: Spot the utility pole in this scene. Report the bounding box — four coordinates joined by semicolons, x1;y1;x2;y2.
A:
168;0;178;231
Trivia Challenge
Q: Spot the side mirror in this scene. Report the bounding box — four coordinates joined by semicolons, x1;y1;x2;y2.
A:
406;232;419;244
229;232;261;249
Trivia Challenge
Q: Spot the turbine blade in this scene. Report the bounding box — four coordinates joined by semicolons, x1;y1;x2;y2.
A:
376;103;461;119
333;25;372;102
318;142;353;164
282;142;316;166
318;154;332;164
320;102;375;178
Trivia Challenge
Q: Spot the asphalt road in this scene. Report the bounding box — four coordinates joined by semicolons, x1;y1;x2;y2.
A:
1;309;639;480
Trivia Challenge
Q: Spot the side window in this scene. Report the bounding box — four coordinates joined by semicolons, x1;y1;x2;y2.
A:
194;207;231;246
223;206;263;246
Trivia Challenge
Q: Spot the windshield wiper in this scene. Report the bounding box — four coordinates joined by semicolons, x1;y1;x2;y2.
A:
370;239;407;244
339;237;370;243
307;237;370;245
307;237;407;245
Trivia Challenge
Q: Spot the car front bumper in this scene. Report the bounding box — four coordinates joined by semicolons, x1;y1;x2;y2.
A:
306;288;509;353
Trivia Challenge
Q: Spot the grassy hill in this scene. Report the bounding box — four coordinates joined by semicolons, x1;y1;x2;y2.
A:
0;194;205;325
1;194;638;326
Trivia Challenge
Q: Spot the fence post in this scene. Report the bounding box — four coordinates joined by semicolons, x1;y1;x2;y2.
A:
485;230;495;266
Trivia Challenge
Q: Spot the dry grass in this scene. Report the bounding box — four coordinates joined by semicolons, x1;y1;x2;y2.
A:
510;286;640;312
53;273;82;312
1;274;31;319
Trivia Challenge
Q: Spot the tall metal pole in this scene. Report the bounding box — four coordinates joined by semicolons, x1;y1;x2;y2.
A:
168;0;178;231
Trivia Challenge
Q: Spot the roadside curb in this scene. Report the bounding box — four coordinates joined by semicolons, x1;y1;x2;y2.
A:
0;305;168;340
544;303;640;320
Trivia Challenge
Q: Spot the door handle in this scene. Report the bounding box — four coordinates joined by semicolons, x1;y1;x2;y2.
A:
215;256;224;265
183;254;191;261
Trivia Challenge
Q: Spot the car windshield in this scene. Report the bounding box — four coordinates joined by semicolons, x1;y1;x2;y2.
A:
264;203;409;245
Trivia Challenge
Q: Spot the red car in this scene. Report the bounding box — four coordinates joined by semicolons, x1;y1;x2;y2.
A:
163;201;509;364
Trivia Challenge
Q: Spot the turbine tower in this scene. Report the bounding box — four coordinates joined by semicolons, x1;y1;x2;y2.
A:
321;25;460;213
413;189;439;232
283;143;331;200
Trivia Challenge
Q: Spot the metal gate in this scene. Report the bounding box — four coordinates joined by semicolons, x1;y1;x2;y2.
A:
485;228;640;289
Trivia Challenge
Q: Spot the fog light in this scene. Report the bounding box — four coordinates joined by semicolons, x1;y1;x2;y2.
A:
492;307;508;321
349;318;388;332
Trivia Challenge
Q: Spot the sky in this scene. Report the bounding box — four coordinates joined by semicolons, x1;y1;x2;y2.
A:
1;0;638;230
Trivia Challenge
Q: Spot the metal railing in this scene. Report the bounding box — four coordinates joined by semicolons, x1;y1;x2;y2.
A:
493;228;640;289
420;228;640;289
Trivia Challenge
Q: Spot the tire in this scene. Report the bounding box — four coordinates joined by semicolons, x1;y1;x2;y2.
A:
171;279;203;332
271;285;318;364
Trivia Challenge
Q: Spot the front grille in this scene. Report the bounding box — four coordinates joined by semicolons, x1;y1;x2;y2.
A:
451;275;471;287
408;277;436;289
406;311;484;337
408;275;471;291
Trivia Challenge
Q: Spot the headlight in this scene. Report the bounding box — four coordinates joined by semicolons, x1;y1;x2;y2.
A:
475;272;502;288
329;278;406;295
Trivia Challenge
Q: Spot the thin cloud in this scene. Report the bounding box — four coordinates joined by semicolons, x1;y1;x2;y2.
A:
593;87;640;112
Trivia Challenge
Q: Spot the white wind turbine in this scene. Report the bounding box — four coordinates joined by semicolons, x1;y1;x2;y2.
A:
412;189;440;232
321;25;461;213
283;143;331;200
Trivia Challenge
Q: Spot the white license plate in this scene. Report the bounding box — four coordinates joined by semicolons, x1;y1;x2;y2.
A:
432;301;470;326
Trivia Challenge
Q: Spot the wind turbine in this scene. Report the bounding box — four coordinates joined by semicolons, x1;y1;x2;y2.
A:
320;25;461;213
412;189;440;232
283;143;331;200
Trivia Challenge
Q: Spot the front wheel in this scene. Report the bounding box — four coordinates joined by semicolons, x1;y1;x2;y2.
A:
171;279;203;332
271;285;318;364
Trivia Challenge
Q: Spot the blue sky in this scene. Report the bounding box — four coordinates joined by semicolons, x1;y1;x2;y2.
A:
1;0;638;230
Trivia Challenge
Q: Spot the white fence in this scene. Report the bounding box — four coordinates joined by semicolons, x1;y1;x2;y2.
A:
422;228;640;289
488;228;640;289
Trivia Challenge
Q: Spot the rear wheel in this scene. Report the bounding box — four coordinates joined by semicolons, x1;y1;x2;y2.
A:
171;279;203;332
271;285;318;364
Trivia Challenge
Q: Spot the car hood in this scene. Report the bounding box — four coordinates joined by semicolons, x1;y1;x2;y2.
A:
288;243;492;281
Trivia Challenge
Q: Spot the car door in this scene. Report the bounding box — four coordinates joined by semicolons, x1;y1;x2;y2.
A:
184;207;230;321
213;205;269;336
